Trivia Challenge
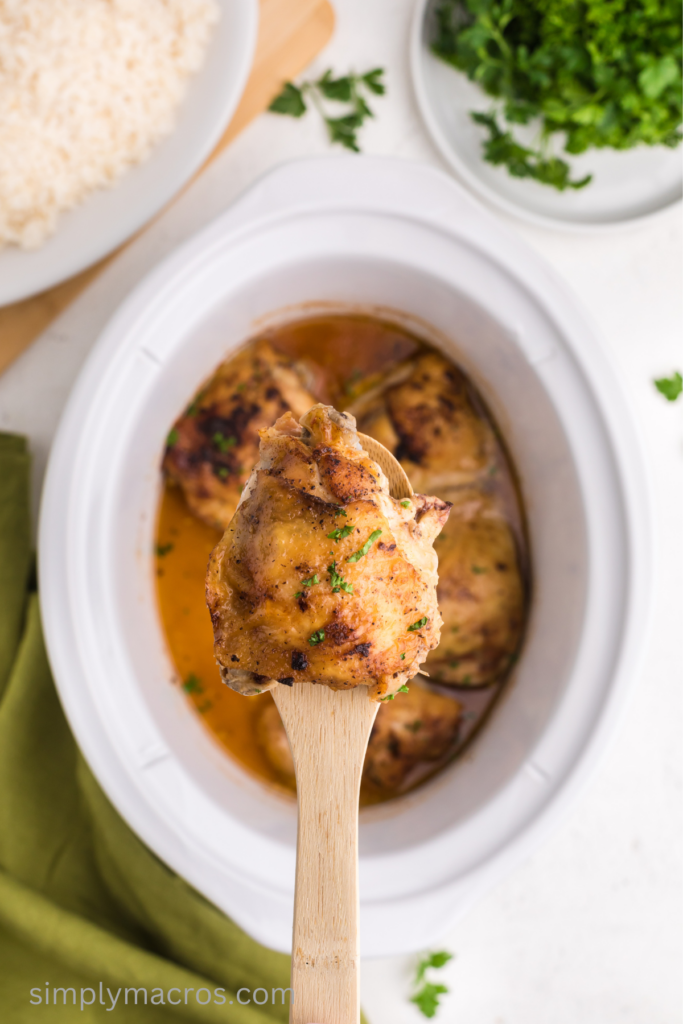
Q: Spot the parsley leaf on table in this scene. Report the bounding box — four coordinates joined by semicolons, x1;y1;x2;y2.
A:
269;68;386;152
411;983;450;1019
415;950;453;984
654;371;682;402
269;82;306;117
410;950;454;1018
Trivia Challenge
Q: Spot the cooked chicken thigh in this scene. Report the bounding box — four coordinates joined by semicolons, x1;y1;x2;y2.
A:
362;681;461;790
256;681;461;792
206;404;451;701
350;351;497;493
351;350;526;687
426;490;525;686
163;340;320;530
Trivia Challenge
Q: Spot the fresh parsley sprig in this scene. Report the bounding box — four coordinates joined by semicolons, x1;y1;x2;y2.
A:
432;0;682;192
472;111;591;192
269;68;386;152
411;950;453;1018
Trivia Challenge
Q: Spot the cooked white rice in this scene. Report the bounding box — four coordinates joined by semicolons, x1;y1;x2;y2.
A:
0;0;220;249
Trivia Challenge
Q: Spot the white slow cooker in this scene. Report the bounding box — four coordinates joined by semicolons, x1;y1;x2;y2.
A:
39;158;652;956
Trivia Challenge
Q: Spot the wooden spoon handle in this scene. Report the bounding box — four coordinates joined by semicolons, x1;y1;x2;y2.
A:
272;683;379;1024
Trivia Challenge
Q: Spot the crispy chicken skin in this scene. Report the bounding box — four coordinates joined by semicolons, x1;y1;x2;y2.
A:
426;490;524;686
350;351;497;493
163;340;320;530
206;404;451;701
256;681;461;792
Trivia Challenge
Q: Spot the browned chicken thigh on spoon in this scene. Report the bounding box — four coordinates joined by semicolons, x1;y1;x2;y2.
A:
163;340;321;530
206;403;451;701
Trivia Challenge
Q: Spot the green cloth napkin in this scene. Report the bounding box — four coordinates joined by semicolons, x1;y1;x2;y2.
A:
0;434;297;1023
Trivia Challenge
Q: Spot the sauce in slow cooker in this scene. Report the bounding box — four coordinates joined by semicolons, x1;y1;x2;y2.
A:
155;315;529;805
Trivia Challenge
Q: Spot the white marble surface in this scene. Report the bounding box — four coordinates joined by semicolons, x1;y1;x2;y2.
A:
0;2;681;1021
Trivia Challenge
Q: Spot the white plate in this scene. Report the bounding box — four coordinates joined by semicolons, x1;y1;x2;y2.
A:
39;157;652;954
0;0;258;307
411;0;683;232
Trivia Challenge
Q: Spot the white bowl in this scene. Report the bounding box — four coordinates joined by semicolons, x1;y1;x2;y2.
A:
411;0;683;232
39;157;652;955
0;0;258;307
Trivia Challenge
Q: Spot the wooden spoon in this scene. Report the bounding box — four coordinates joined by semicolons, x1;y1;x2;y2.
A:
271;436;413;1024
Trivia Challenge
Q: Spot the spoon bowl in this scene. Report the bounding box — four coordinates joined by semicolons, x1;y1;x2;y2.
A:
358;432;413;500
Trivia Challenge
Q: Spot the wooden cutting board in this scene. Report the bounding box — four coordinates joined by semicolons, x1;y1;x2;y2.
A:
0;0;334;377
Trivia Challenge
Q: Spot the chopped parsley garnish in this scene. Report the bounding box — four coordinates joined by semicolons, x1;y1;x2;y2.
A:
400;652;406;660
334;506;348;517
217;467;229;480
347;528;382;563
295;574;320;598
401;500;411;508
269;68;386;153
308;629;325;646
654;371;682;402
182;674;203;694
380;683;410;702
406;719;422;733
328;523;354;542
155;542;174;557
166;428;179;447
408;617;428;632
328;561;353;595
213;432;237;452
411;950;454;1018
471;565;486;574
